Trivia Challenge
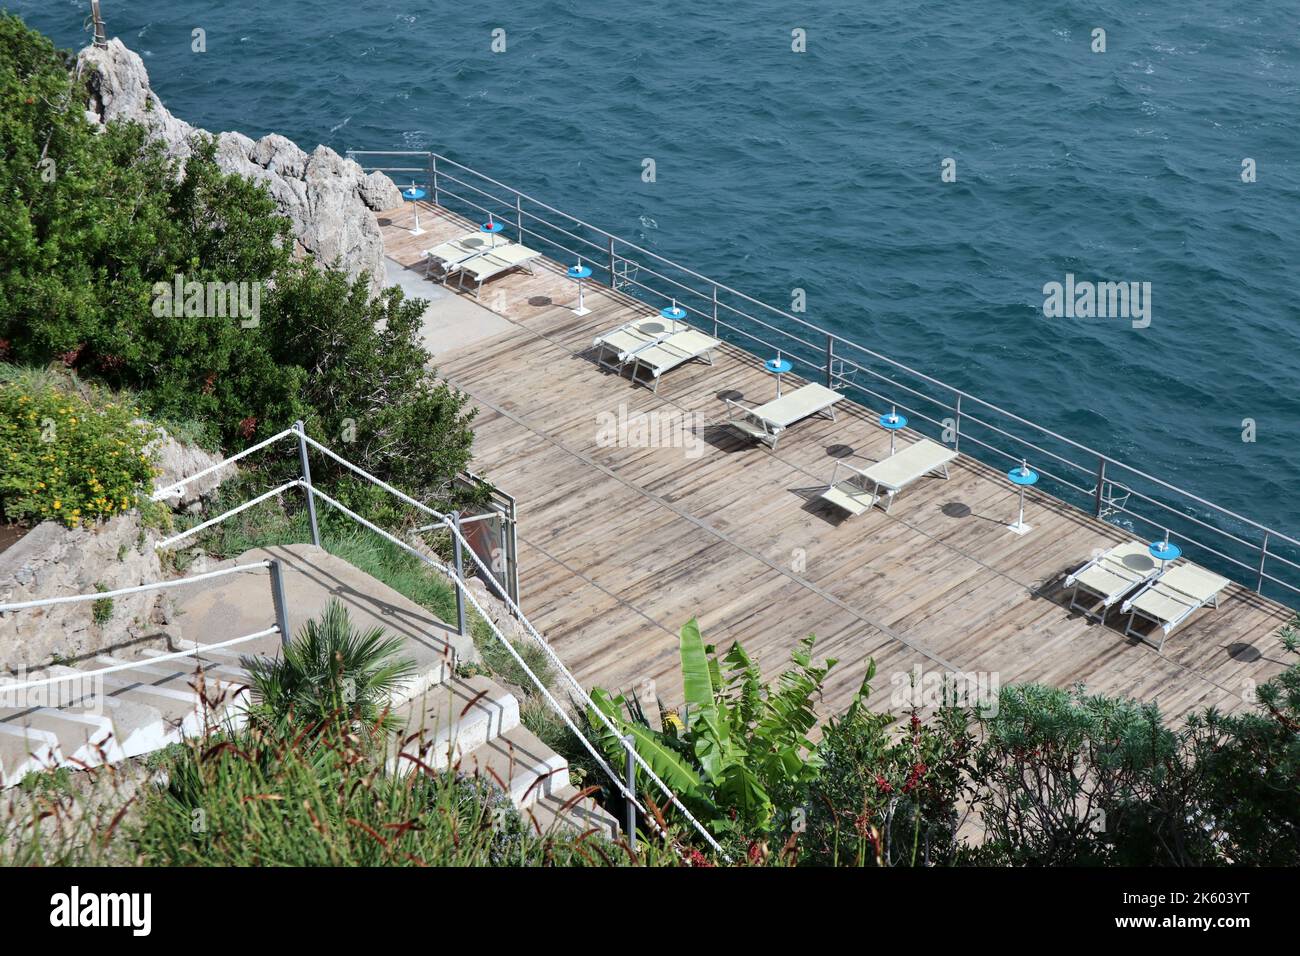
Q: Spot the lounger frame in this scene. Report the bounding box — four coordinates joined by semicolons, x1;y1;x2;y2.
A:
1120;571;1226;651
1064;542;1159;623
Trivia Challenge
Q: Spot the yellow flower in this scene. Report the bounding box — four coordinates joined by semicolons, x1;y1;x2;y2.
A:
52;500;61;510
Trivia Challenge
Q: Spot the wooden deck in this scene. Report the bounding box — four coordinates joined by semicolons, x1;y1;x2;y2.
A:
379;200;1295;725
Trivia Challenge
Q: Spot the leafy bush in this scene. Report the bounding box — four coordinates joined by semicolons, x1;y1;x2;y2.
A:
0;379;154;528
242;600;417;729
0;14;480;511
805;687;972;867
588;619;866;843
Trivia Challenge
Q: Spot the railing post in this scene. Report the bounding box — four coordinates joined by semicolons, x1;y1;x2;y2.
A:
825;334;834;388
607;236;616;287
711;284;719;338
623;733;637;849
429;154;439;206
268;559;291;649
1093;459;1107;517
295;420;321;548
452;511;467;637
953;393;962;451
515;194;523;241
1257;532;1269;593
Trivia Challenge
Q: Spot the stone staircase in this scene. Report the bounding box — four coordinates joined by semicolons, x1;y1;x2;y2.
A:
0;543;618;838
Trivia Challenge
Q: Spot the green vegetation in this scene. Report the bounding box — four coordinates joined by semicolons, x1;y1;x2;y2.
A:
588;620;868;843
243;600;418;729
0;378;154;528
0;13;479;521
90;583;113;625
1;717;664;867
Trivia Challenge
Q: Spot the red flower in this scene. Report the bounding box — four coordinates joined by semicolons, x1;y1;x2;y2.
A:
685;848;713;867
875;774;893;794
238;416;258;439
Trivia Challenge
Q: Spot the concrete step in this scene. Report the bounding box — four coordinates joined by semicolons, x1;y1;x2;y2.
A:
167;544;472;707
386;674;519;775
91;661;229;740
456;724;569;808
0;722;61;785
522;784;622;841
0;698;123;778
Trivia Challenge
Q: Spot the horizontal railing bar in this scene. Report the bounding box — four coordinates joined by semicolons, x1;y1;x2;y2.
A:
0;561;271;613
0;627;277;694
156;480;302;550
151;427;295;501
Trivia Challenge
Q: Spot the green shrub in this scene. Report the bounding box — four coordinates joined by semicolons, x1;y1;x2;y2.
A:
242;600;417;729
0;379;154;528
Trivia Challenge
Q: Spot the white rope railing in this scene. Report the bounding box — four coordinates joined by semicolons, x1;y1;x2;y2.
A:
128;423;727;852
0;627;279;695
150;426;296;502
155;479;303;550
0;561;271;613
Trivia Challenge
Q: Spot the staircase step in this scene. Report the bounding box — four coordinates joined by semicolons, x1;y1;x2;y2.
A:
387;675;519;775
522;784;621;841
91;658;236;739
0;703;122;774
455;724;569;808
0;722;61;786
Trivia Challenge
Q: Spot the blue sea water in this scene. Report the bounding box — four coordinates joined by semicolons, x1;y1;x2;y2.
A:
11;1;1300;573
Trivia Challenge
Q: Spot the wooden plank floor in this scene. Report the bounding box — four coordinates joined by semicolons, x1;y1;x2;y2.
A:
380;201;1295;725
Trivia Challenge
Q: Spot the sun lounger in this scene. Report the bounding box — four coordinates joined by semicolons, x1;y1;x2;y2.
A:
421;232;504;281
591;317;686;370
455;242;540;298
818;461;878;517
1064;540;1159;622
857;438;957;513
1120;562;1230;650
626;328;721;392
725;383;843;450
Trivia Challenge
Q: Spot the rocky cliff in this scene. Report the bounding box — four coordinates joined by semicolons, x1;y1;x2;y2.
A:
76;39;403;296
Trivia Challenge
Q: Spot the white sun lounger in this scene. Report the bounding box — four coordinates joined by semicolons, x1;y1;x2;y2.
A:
591;317;686;370
818;460;878;517
626;328;721;392
421;232;505;281
1120;562;1230;650
1064;540;1160;622
726;383;843;450
455;242;540;298
857;439;957;513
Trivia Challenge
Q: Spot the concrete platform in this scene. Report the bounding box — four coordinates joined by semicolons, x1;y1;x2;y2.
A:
384;256;514;358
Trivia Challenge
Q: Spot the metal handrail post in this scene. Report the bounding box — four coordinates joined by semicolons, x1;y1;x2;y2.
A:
1258;532;1270;593
268;559;291;648
430;154;439;206
515;194;523;241
953;393;963;451
607;236;616;286
296;420;321;547
1093;459;1107;518
825;334;834;388
712;284;719;338
452;511;467;636
624;733;637;849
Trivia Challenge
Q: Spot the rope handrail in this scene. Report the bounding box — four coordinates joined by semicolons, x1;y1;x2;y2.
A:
0;627;278;695
0;560;271;613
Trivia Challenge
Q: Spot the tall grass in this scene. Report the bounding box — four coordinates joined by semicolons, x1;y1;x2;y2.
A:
2;718;677;867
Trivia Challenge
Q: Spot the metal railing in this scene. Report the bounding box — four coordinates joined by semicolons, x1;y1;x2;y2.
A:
348;148;1300;607
149;422;726;856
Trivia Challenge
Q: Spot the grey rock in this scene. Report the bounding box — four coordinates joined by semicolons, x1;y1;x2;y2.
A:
75;39;402;295
0;516;177;672
141;424;234;513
